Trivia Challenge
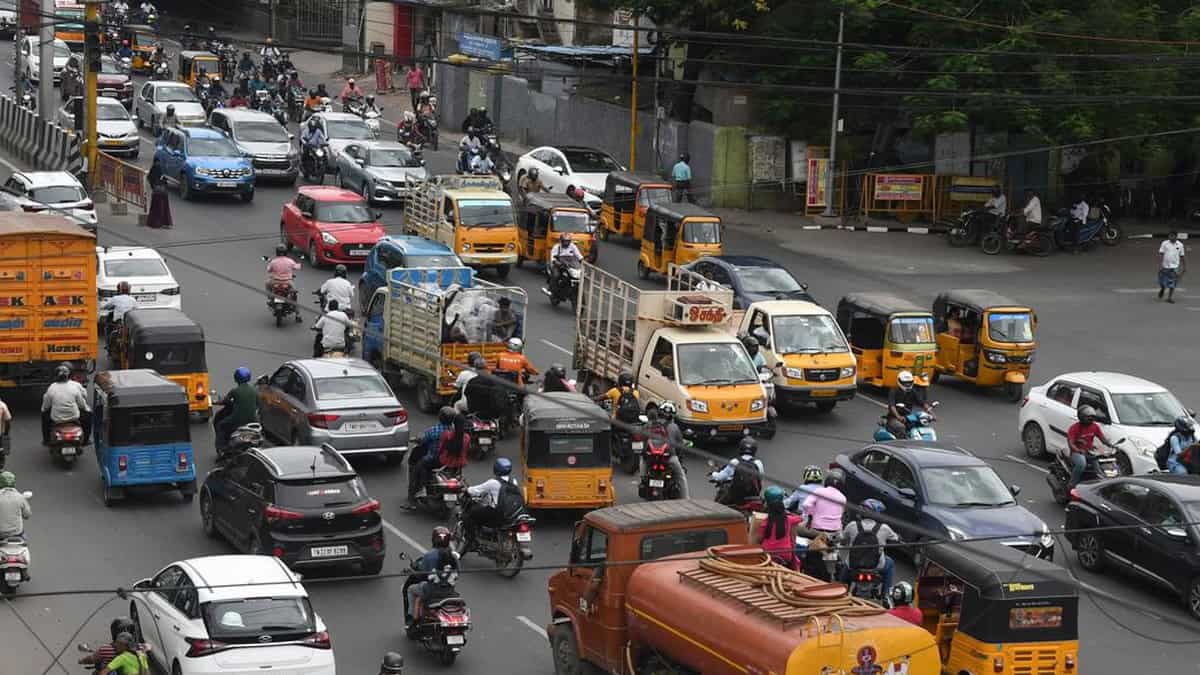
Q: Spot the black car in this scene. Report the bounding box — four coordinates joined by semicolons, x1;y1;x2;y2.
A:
199;445;385;574
684;255;815;310
1065;474;1200;619
832;441;1054;559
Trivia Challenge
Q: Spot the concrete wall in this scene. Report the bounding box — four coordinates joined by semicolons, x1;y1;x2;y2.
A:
363;2;394;55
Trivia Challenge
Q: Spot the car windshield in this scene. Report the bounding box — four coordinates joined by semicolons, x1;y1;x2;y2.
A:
889;316;935;344
407;254;458;268
987;312;1034;343
677;343;759;386
552;212;590;233
236;121;289;143
458;199;513;228
1111;391;1186;426
313;374;392;400
922;466;1016;507
772;314;848;354
326;119;373;139
156;86;198;102
1186;501;1200;524
562;149;621;173
737;266;804;294
104;258;168;277
682;220;721;244
97;102;128;121
315;202;374;223
100;58;123;75
202;597;316;642
369;148;420;167
31;185;85;203
188;138;240;157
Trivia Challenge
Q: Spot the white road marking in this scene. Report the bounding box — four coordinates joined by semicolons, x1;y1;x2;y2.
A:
1004;454;1050;474
383;519;428;553
540;339;572;355
516;615;548;639
857;393;888;409
0;153;20;173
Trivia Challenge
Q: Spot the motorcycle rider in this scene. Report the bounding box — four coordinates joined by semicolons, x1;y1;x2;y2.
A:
312;299;350;357
117;40;133;61
453;352;487;413
461;106;493;133
137;0;156;20
260;36;282;60
300;117;328;175
318;264;356;315
378;652;404;675
784;464;825;513
1166;415;1196;475
404;407;455;508
403;526;459;629
462;457;523;547
150;46;168;73
41;365;91;446
99;632;148;675
227;88;249;109
397;110;418;143
640;400;690;498
603;371;641;423
548;232;583;282
237;52;255;77
1067;404;1110;488
214;367;257;451
417;91;435;118
839;498;900;605
101;280;137;328
800;468;847;581
496;337;538;386
886;370;932;438
887;582;923;626
363;94;381;116
1067;194;1090;252
162;104;179;128
265;243;301;297
458;127;482;173
0;471;30;540
540;363;572;393
709;437;763;506
339;77;364;105
469;146;494;176
983;186;1006;220
758;486;809;569
302;88;323;119
79;617;137;671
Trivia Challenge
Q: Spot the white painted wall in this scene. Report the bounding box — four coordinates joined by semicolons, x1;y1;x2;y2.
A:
364;1;393;54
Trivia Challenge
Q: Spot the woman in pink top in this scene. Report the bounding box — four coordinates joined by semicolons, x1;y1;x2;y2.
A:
760;487;805;569
799;469;847;580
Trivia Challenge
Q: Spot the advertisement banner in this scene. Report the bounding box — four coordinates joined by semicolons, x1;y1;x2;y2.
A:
457;32;503;61
875;174;923;201
949;176;1000;202
806;158;828;208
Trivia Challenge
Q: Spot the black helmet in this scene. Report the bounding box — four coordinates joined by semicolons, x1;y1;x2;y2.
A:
307;118;318;130
741;335;759;354
275;243;287;256
55;364;70;382
326;299;339;311
738;436;758;456
438;406;455;425
431;525;451;549
617;371;634;388
824;468;845;489
680;152;690;163
334;264;347;278
468;351;485;369
802;464;824;485
549;363;567;379
109;616;135;641
1175;415;1195;434
1077;404;1097;425
379;652;404;675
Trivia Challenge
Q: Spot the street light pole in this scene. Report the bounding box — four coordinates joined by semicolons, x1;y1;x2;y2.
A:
822;9;844;218
38;0;54;116
84;1;100;180
629;14;639;172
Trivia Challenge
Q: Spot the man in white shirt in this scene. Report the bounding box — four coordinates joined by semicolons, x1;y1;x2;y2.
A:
1020;189;1042;237
312;300;350;355
983;187;1006;217
1158;231;1186;303
318;265;356;315
1067;195;1089;252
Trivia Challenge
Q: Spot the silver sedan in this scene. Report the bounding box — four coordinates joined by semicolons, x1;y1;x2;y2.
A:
334;141;429;205
256;358;409;460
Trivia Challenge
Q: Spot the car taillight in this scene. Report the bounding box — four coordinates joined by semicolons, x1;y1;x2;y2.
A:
371;536;383;552
351;498;380;515
272;546;285;558
307;412;340;429
163;286;181;296
1069;488;1081;502
21;204;42;213
177;452;189;472
265;504;304;522
828;461;840;469
118;455;128;472
302;631;331;650
384;409;407;425
185;637;229;657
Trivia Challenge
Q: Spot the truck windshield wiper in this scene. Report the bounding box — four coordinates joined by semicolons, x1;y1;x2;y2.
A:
465;221;502;228
692;378;733;385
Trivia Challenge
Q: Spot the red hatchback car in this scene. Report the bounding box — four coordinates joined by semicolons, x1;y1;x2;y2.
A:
281;186;387;265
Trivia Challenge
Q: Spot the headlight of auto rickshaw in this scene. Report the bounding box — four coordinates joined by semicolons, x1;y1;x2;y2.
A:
785;367;803;380
839;366;856;378
750;398;765;412
984;349;1007;364
506;242;515;251
461;243;470;252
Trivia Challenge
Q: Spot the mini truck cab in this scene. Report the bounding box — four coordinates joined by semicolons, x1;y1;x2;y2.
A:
405;175;519;277
932;289;1036;402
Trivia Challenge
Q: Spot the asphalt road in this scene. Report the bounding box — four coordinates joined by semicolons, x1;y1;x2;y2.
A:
0;48;1198;674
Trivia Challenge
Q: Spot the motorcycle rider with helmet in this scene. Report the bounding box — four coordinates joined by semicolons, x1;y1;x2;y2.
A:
214;367;258;451
461;106;493;133
496;337;538;386
785;464;825;512
363;94;381;116
603;371;641;422
378;652;404;675
403;526;459;628
404;407;456;508
41;364;91;446
0;471;30;541
839;498;900;604
1166;414;1196;475
540;363;573;393
709;436;764;506
318;264;355;315
1067;404;1111;487
886;370;932;438
887;582;923;626
800;468;847;581
547;231;583;286
300;117;328;176
461;457;522;547
458;127;482;174
639;401;690;498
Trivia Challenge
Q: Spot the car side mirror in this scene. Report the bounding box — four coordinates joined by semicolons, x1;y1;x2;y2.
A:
1165;526;1189;540
898;487;918;501
354;157;365;166
1188;408;1196;418
1009;484;1021;497
556;167;566;175
256;375;269;385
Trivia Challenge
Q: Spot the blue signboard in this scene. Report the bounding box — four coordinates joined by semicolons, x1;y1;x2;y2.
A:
458;32;504;61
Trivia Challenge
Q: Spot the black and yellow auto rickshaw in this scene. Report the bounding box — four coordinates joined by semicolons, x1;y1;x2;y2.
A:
932;289;1037;402
178;50;221;88
520;391;613;510
599;171;672;240
637;203;722;280
120;24;159;72
517;192;596;267
114;308;211;420
836;292;937;389
916;541;1079;675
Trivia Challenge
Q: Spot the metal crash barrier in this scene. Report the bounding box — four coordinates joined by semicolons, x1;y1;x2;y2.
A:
94;151;147;218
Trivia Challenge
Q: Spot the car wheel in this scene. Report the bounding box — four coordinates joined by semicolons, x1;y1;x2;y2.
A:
1022;422;1047;459
362;182;371;204
280;222;291;250
308;240;323;269
1116;451;1133;476
1075;532;1104;572
1188;577;1200;620
200;489;218;539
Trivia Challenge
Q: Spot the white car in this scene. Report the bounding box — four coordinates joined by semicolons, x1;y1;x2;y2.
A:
59;96;140;158
19;36;71;84
312;112;376;173
128;555;336;675
96;247;181;315
135;81;207;134
3;170;96;230
514;145;624;210
1018;371;1194;474
0;3;16;39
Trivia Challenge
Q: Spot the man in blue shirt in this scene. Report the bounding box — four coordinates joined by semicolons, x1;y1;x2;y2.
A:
672;152;694;204
403;407;454;507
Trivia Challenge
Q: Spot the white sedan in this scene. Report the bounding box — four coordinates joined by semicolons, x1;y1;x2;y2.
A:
97;246;182;317
134;81;206;134
514;145;623;210
3;170;96;230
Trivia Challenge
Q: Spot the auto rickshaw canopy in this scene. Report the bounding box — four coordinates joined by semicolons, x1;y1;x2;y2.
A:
837;292;928;324
523;391;610;434
640;202;720;243
524;191;588;215
122;308;207;373
94;368;190;409
604;171;670;211
932;289;1029;318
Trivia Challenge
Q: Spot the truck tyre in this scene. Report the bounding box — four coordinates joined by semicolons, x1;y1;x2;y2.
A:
551;626;593;675
496;264;511;279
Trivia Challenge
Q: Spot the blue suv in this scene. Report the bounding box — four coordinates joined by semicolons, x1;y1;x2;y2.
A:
153;126;255;202
356;235;462;312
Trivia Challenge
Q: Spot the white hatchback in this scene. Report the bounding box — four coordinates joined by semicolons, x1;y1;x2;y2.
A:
1018;371;1194;474
128;555;336;675
96;247;181;316
3;170;97;230
514;145;623;210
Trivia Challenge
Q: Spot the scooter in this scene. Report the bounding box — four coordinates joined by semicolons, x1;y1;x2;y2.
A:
261;257;303;326
1047;439;1126;505
847;567;885;605
362;107;383;137
48;421;85;467
603;401;646;475
0;492;31;594
466;413;498;460
301;145;327;183
638;434;681;501
312;291;359;357
541;255;581;309
707;460;764;518
452;493;535;577
1051;201;1123;251
399;553;471;666
410;457;465;520
873;402;939;442
152;60;171;81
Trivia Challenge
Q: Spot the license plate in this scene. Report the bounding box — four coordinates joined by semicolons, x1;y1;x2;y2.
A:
811;390;837;397
311;545;348;558
4;571;20;582
135;294;156;302
443;492;458;502
631;441;644;450
478;437;492;445
101;139;122;146
445;635;465;646
648;479;665;488
342;421;382;432
217;181;237;189
515;532;531;542
718;424;742;431
349;249;370;257
61;446;77;457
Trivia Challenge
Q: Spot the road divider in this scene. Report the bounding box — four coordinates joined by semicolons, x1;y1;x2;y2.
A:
0;95;82;174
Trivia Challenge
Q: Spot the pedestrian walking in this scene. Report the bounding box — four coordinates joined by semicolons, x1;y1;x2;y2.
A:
672;153;694;204
146;162;172;229
1158;231;1185;303
406;64;425;112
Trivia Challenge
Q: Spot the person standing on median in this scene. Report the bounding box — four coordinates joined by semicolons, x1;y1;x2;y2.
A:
672;153;694;203
1158;231;1186;303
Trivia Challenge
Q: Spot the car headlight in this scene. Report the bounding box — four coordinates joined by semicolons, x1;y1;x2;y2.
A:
750;398;765;412
945;526;967;541
461;243;470;252
687;399;708;413
984;349;1007;364
785;367;803;380
193;167;211;176
321;231;338;245
839;366;856;378
506;242;515;251
1131;437;1156;457
1039;523;1055;549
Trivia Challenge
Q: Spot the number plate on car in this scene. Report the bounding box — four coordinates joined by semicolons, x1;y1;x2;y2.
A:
311;545;348;558
443;492;458;502
515;532;531;542
648;479;665;488
342;421;382;432
445;635;465;645
135;294;156;302
811;390;837;397
349;249;370;257
4;571;20;582
217;181;237;189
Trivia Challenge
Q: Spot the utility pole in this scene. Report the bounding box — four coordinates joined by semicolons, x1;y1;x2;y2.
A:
84;1;100;179
822;9;844;218
628;14;638;172
38;0;54;116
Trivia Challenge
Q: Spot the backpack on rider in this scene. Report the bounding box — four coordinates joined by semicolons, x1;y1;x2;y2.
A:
729;457;762;503
847;516;884;570
615;388;641;424
496;478;525;521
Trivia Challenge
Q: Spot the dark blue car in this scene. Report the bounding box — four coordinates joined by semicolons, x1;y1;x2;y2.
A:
356;235;462;312
684;255;814;310
832;441;1054;560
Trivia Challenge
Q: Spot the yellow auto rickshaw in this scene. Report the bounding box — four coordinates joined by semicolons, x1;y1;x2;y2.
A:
516;192;596;268
114;308;211;420
178;50;221;88
917;541;1078;675
637;203;722;279
520;391;614;510
836;292;936;389
932;289;1036;402
599;171;672;240
120;24;159;72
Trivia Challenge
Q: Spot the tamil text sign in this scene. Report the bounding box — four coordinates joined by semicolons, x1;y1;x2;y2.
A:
874;174;923;201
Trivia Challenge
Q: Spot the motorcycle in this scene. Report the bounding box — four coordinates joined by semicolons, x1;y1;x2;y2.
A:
979;217;1054;257
466;413;498;460
252;89;272;112
212;418;263;458
362;107;382;137
1051;202;1123;251
1047;439;1126;505
638;433;682;501
947;205;999;248
541;255;581;309
452;493;535;577
19;92;35;111
261;262;302;327
399;553;471;665
343;96;365;116
301;145;328;183
873;401;939;442
0;504;32;595
151;60;171;81
48;420;85;467
847;567;885;604
312;291;359;356
269;99;288;126
603;402;646;475
414;115;438;151
287;85;305;122
411;461;466;520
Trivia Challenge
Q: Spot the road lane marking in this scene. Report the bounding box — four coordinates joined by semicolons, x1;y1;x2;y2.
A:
516;615;548;639
383;519;428;553
0;153;20;173
1004;454;1049;474
857;393;887;409
540;339;571;355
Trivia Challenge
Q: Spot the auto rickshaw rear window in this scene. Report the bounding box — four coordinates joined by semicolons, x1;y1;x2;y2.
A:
110;407;189;445
638;187;671;207
889;316;934;343
1009;605;1063;630
987;312;1033;342
313;374;390;400
639;529;728;561
133;345;202;372
548;435;594;455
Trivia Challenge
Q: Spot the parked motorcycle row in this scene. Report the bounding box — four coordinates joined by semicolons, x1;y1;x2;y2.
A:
948;200;1123;256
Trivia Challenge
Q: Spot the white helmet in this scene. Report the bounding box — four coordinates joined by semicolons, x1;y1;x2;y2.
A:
659;401;677;418
897;370;914;390
506;337;524;352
